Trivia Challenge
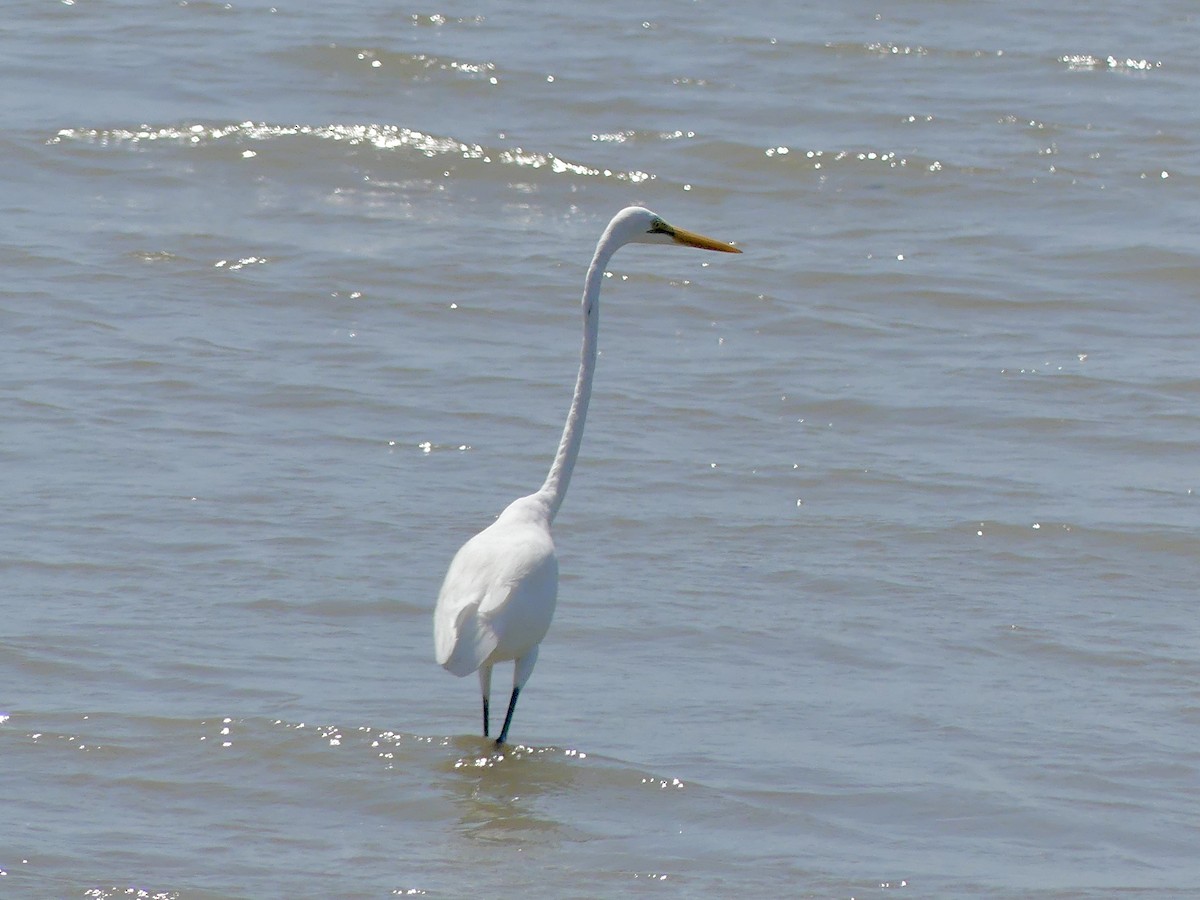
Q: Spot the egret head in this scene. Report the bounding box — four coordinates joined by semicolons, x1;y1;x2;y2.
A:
606;206;741;253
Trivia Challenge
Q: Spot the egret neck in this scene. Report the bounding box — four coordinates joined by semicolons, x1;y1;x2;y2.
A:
534;239;612;523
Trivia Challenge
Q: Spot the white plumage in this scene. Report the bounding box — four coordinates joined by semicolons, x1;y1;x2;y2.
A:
433;207;740;745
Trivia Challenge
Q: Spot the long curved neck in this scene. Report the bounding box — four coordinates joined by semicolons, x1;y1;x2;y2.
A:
534;239;616;522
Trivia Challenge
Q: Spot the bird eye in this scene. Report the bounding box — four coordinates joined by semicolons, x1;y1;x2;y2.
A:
649;219;670;234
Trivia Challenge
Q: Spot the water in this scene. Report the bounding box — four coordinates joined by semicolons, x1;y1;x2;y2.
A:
2;1;1198;897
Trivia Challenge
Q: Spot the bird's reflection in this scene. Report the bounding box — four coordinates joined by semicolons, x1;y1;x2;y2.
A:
438;734;590;843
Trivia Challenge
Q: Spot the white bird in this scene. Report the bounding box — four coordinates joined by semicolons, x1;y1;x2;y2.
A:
433;206;741;745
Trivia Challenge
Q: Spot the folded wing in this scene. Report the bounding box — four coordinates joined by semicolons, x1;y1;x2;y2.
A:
434;515;558;677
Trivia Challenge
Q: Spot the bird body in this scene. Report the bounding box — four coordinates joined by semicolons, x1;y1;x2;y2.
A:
433;207;739;745
434;494;557;680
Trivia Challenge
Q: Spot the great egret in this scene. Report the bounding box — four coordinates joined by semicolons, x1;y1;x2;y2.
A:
433;206;740;746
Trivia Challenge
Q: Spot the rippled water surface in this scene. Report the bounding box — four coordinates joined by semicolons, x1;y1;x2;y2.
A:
2;1;1198;897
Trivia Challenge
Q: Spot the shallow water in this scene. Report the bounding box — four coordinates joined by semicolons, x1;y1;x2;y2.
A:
2;1;1198;897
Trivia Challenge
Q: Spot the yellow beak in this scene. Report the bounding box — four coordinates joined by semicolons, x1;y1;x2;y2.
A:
669;225;742;253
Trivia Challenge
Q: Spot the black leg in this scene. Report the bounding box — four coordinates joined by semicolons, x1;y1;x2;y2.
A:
495;686;521;746
482;695;490;739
